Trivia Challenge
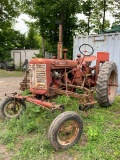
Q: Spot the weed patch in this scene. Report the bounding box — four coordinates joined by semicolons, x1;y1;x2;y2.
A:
0;95;119;159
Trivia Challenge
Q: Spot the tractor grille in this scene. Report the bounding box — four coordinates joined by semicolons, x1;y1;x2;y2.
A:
29;64;47;89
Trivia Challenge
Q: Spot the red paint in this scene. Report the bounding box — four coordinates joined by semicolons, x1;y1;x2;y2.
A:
97;52;109;62
26;97;53;108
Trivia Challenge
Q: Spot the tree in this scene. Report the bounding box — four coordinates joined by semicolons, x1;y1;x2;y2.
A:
81;0;94;35
25;24;41;49
0;0;20;30
80;0;113;34
112;0;120;25
77;20;88;35
0;28;26;61
0;0;23;61
19;0;120;60
20;0;81;58
92;0;114;32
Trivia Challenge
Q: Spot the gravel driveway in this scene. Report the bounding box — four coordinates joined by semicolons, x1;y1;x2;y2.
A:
0;77;23;103
0;76;24;160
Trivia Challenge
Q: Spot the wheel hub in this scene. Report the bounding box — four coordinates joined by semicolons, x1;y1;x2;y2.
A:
4;101;22;118
57;120;79;145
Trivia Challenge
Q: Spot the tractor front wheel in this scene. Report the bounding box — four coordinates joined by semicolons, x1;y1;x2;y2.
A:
0;97;26;119
96;61;118;107
48;111;83;150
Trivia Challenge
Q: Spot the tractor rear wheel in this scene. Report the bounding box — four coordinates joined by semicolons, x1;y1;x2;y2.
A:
0;97;26;119
48;111;83;150
96;61;118;107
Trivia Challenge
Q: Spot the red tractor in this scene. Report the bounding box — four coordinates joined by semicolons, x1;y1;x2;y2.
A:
0;25;118;150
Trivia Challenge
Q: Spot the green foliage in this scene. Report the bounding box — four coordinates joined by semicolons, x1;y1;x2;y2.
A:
75;88;84;94
13;138;53;160
0;0;25;61
22;89;31;96
25;24;41;49
0;28;26;61
34;51;43;58
0;0;120;62
21;0;81;58
1;130;17;144
91;0;112;33
77;0;114;34
87;126;99;141
112;1;120;25
77;19;88;35
20;0;118;56
0;0;20;31
0;95;120;159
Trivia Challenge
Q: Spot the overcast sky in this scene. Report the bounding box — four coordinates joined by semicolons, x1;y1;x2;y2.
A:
14;14;31;34
14;13;115;34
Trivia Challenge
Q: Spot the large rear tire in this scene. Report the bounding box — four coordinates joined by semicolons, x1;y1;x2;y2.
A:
96;61;118;107
48;111;83;150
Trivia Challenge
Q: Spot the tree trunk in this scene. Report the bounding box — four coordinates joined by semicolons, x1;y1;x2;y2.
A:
42;34;45;58
87;0;91;35
102;0;106;31
88;13;90;35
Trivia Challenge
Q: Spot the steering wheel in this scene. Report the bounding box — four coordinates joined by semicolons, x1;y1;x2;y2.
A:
79;44;94;56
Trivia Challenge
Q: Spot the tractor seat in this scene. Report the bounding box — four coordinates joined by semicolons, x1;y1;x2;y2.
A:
83;55;96;64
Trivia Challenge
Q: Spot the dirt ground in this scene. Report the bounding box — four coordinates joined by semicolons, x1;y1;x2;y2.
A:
0;77;23;103
0;77;23;160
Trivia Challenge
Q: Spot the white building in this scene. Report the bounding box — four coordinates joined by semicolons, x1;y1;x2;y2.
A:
73;32;120;93
11;49;39;68
11;49;53;68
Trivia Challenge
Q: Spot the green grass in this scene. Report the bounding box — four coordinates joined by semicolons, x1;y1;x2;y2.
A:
0;69;24;77
0;95;120;160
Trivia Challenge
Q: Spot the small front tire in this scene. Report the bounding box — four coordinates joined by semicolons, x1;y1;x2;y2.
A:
48;111;83;150
0;97;26;119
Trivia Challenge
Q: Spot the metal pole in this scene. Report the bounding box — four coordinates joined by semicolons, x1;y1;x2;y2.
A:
59;23;62;42
57;23;63;59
